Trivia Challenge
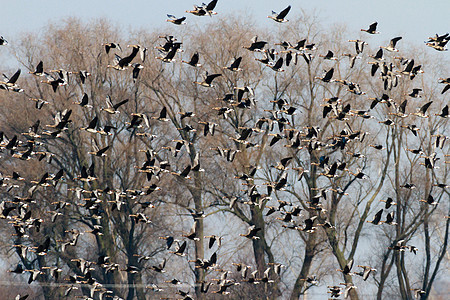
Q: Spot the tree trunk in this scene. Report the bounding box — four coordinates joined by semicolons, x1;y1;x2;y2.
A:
289;233;316;300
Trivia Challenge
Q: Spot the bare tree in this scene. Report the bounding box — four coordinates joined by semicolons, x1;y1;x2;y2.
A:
0;9;448;300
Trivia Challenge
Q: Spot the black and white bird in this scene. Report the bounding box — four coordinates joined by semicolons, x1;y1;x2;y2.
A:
268;5;291;23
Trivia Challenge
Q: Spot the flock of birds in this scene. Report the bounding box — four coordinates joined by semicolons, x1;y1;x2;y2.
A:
0;1;449;300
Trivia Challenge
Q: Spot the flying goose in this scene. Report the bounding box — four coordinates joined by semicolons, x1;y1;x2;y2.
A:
223;56;242;71
243;36;267;52
240;225;261;239
28;61;45;76
72;93;92;108
268;5;291;23
186;5;208;16
381;37;402;52
182;52;201;67
100;96;128;114
315;68;334;82
361;22;379;34
367;209;383;225
166;15;187;25
107;44;140;69
193;71;222;87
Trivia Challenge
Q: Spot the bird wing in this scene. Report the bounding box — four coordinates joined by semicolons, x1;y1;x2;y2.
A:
209;252;217;265
390;37;402;47
420;101;432;114
404;59;414;72
274;57;284;69
375;48;383;59
142;114;150;127
61;109;72;121
159;106;167;119
277;5;291;19
88;116;98;129
140;47;147;62
105;96;114;108
164;47;177;60
113;99;129;110
374;209;383;223
8;69;21;84
205;73;221;84
230;56;242;69
255;41;268;49
208;236;216;248
368;22;378;32
119;50;136;66
113;54;122;65
441;104;448;115
190;52;199;65
206;0;217;11
80;93;89;105
132;65;142;80
386;211;394;222
345;259;354;272
286;52;292;66
35;61;43;74
178;241;187;253
180;165;192;177
88;162;96;176
324;68;334;81
328;162;338;176
97;145;110;156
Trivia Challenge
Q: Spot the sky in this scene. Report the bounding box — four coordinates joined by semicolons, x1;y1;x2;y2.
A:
1;0;449;43
0;0;448;69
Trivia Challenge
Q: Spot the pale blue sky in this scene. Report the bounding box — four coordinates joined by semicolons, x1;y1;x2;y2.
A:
1;0;448;43
0;0;448;69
